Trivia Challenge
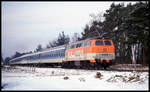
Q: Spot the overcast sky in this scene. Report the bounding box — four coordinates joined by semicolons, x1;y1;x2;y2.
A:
2;1;136;58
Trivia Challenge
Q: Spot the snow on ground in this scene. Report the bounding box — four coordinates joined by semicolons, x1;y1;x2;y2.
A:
1;66;149;91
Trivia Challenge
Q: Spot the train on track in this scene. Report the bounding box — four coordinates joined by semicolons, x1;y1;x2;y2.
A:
9;37;115;69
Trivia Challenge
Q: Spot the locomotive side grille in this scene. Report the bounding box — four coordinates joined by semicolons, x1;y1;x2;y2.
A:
96;53;115;60
101;53;109;56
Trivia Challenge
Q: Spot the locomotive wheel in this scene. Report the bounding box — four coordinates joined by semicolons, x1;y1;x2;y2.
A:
102;61;108;70
104;66;107;70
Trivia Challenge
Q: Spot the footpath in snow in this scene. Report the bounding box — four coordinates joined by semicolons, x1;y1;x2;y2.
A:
1;66;149;91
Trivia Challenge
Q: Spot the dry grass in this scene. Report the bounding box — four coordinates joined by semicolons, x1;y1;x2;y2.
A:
95;72;103;79
64;76;69;80
106;72;147;83
110;64;149;71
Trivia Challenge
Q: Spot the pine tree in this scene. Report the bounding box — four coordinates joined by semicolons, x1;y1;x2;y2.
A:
47;31;70;48
36;44;43;52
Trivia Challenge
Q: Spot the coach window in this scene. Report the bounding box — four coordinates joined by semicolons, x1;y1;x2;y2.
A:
54;51;56;57
59;51;61;56
51;52;53;58
55;51;57;57
57;50;59;57
67;45;70;49
62;50;64;57
69;45;71;49
71;44;74;49
49;52;51;57
46;53;49;58
58;50;60;57
73;44;76;49
96;41;103;45
81;42;84;47
76;43;81;48
104;41;112;45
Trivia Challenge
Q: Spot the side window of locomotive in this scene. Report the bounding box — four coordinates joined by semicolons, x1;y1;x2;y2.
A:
104;41;112;45
76;44;79;48
85;41;91;46
84;41;88;46
88;41;92;46
96;41;103;45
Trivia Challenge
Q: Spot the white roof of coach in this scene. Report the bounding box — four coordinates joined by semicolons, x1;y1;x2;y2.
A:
9;45;66;62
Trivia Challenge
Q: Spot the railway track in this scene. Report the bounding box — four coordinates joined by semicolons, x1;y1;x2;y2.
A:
106;68;149;72
4;64;149;72
63;67;149;72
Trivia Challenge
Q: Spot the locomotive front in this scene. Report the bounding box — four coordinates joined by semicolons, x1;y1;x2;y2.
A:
91;39;115;69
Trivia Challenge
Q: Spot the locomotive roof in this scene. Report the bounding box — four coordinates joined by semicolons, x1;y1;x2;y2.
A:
69;36;111;45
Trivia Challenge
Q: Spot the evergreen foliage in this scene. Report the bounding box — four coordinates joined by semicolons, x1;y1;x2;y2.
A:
47;31;70;48
80;2;149;65
36;44;43;52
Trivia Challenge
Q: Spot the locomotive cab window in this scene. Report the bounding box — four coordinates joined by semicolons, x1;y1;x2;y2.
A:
84;41;92;46
96;41;103;45
104;41;112;45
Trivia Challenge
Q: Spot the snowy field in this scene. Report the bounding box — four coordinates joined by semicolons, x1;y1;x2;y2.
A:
2;66;149;91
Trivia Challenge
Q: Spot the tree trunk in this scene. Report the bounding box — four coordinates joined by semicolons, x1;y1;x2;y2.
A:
142;47;148;65
131;45;136;64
